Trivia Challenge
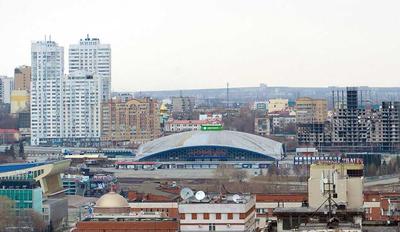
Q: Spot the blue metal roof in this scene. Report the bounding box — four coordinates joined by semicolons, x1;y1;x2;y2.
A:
0;162;48;173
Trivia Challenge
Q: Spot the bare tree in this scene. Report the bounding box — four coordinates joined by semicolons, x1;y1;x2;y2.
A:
28;210;46;232
214;164;233;191
231;169;248;183
0;196;16;231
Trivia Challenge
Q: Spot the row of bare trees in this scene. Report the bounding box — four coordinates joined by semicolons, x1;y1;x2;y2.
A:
0;196;46;232
366;156;400;176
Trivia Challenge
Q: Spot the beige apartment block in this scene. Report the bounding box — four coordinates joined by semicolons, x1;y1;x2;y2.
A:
14;65;31;92
101;98;161;145
295;97;327;124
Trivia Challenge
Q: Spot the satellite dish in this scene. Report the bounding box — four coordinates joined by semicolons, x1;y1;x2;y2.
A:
180;188;194;200
195;191;206;201
232;194;241;203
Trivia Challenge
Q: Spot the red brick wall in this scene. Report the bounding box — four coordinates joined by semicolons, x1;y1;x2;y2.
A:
256;193;307;202
74;221;178;232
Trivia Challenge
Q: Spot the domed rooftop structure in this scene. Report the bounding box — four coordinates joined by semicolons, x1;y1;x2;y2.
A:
94;191;130;215
95;191;129;208
136;130;284;162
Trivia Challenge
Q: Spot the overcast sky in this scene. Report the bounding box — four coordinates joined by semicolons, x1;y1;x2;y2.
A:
0;0;400;91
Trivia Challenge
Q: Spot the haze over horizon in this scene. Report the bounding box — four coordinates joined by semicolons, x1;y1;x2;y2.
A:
1;0;400;91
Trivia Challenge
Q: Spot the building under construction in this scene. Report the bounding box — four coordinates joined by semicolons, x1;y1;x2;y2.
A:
331;87;373;149
298;87;400;152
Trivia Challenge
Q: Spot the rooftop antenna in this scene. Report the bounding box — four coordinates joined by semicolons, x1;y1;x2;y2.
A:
309;170;339;229
232;194;241;203
180;188;194;200
195;191;206;201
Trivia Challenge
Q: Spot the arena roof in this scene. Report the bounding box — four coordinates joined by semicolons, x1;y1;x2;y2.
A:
136;130;284;161
0;162;48;173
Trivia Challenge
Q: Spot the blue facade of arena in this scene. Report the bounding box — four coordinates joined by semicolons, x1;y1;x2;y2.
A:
138;145;278;162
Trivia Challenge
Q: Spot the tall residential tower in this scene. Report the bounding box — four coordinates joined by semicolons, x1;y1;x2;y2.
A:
69;35;111;102
61;71;102;146
30;40;64;146
0;76;14;104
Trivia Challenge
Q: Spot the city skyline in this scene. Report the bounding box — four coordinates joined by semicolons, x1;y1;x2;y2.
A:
1;0;400;91
2;1;400;231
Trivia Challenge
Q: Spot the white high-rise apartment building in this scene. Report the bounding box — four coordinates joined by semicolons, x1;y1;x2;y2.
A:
69;35;111;102
0;76;14;104
31;40;64;146
62;70;102;144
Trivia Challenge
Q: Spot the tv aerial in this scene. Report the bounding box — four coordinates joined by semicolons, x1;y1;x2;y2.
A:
195;191;206;201
180;188;194;200
232;194;241;203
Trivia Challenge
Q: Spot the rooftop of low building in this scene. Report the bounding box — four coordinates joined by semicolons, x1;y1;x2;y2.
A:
181;192;253;204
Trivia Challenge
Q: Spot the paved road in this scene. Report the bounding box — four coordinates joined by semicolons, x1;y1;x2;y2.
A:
364;176;400;187
92;167;235;179
91;167;399;187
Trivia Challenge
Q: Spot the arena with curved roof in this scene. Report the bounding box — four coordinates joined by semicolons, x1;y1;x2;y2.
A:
136;130;284;162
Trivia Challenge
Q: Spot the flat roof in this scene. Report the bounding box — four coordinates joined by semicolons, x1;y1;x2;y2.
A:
181;193;253;204
273;207;364;214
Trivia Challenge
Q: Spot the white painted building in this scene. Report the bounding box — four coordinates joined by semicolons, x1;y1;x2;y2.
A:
179;193;256;232
69;35;111;102
164;119;206;133
61;70;102;144
0;76;14;104
31;40;64;146
198;114;223;120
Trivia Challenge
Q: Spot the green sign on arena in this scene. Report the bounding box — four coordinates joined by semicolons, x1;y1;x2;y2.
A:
200;124;223;131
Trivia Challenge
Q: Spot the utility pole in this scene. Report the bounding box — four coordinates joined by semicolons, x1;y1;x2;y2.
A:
226;82;229;109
